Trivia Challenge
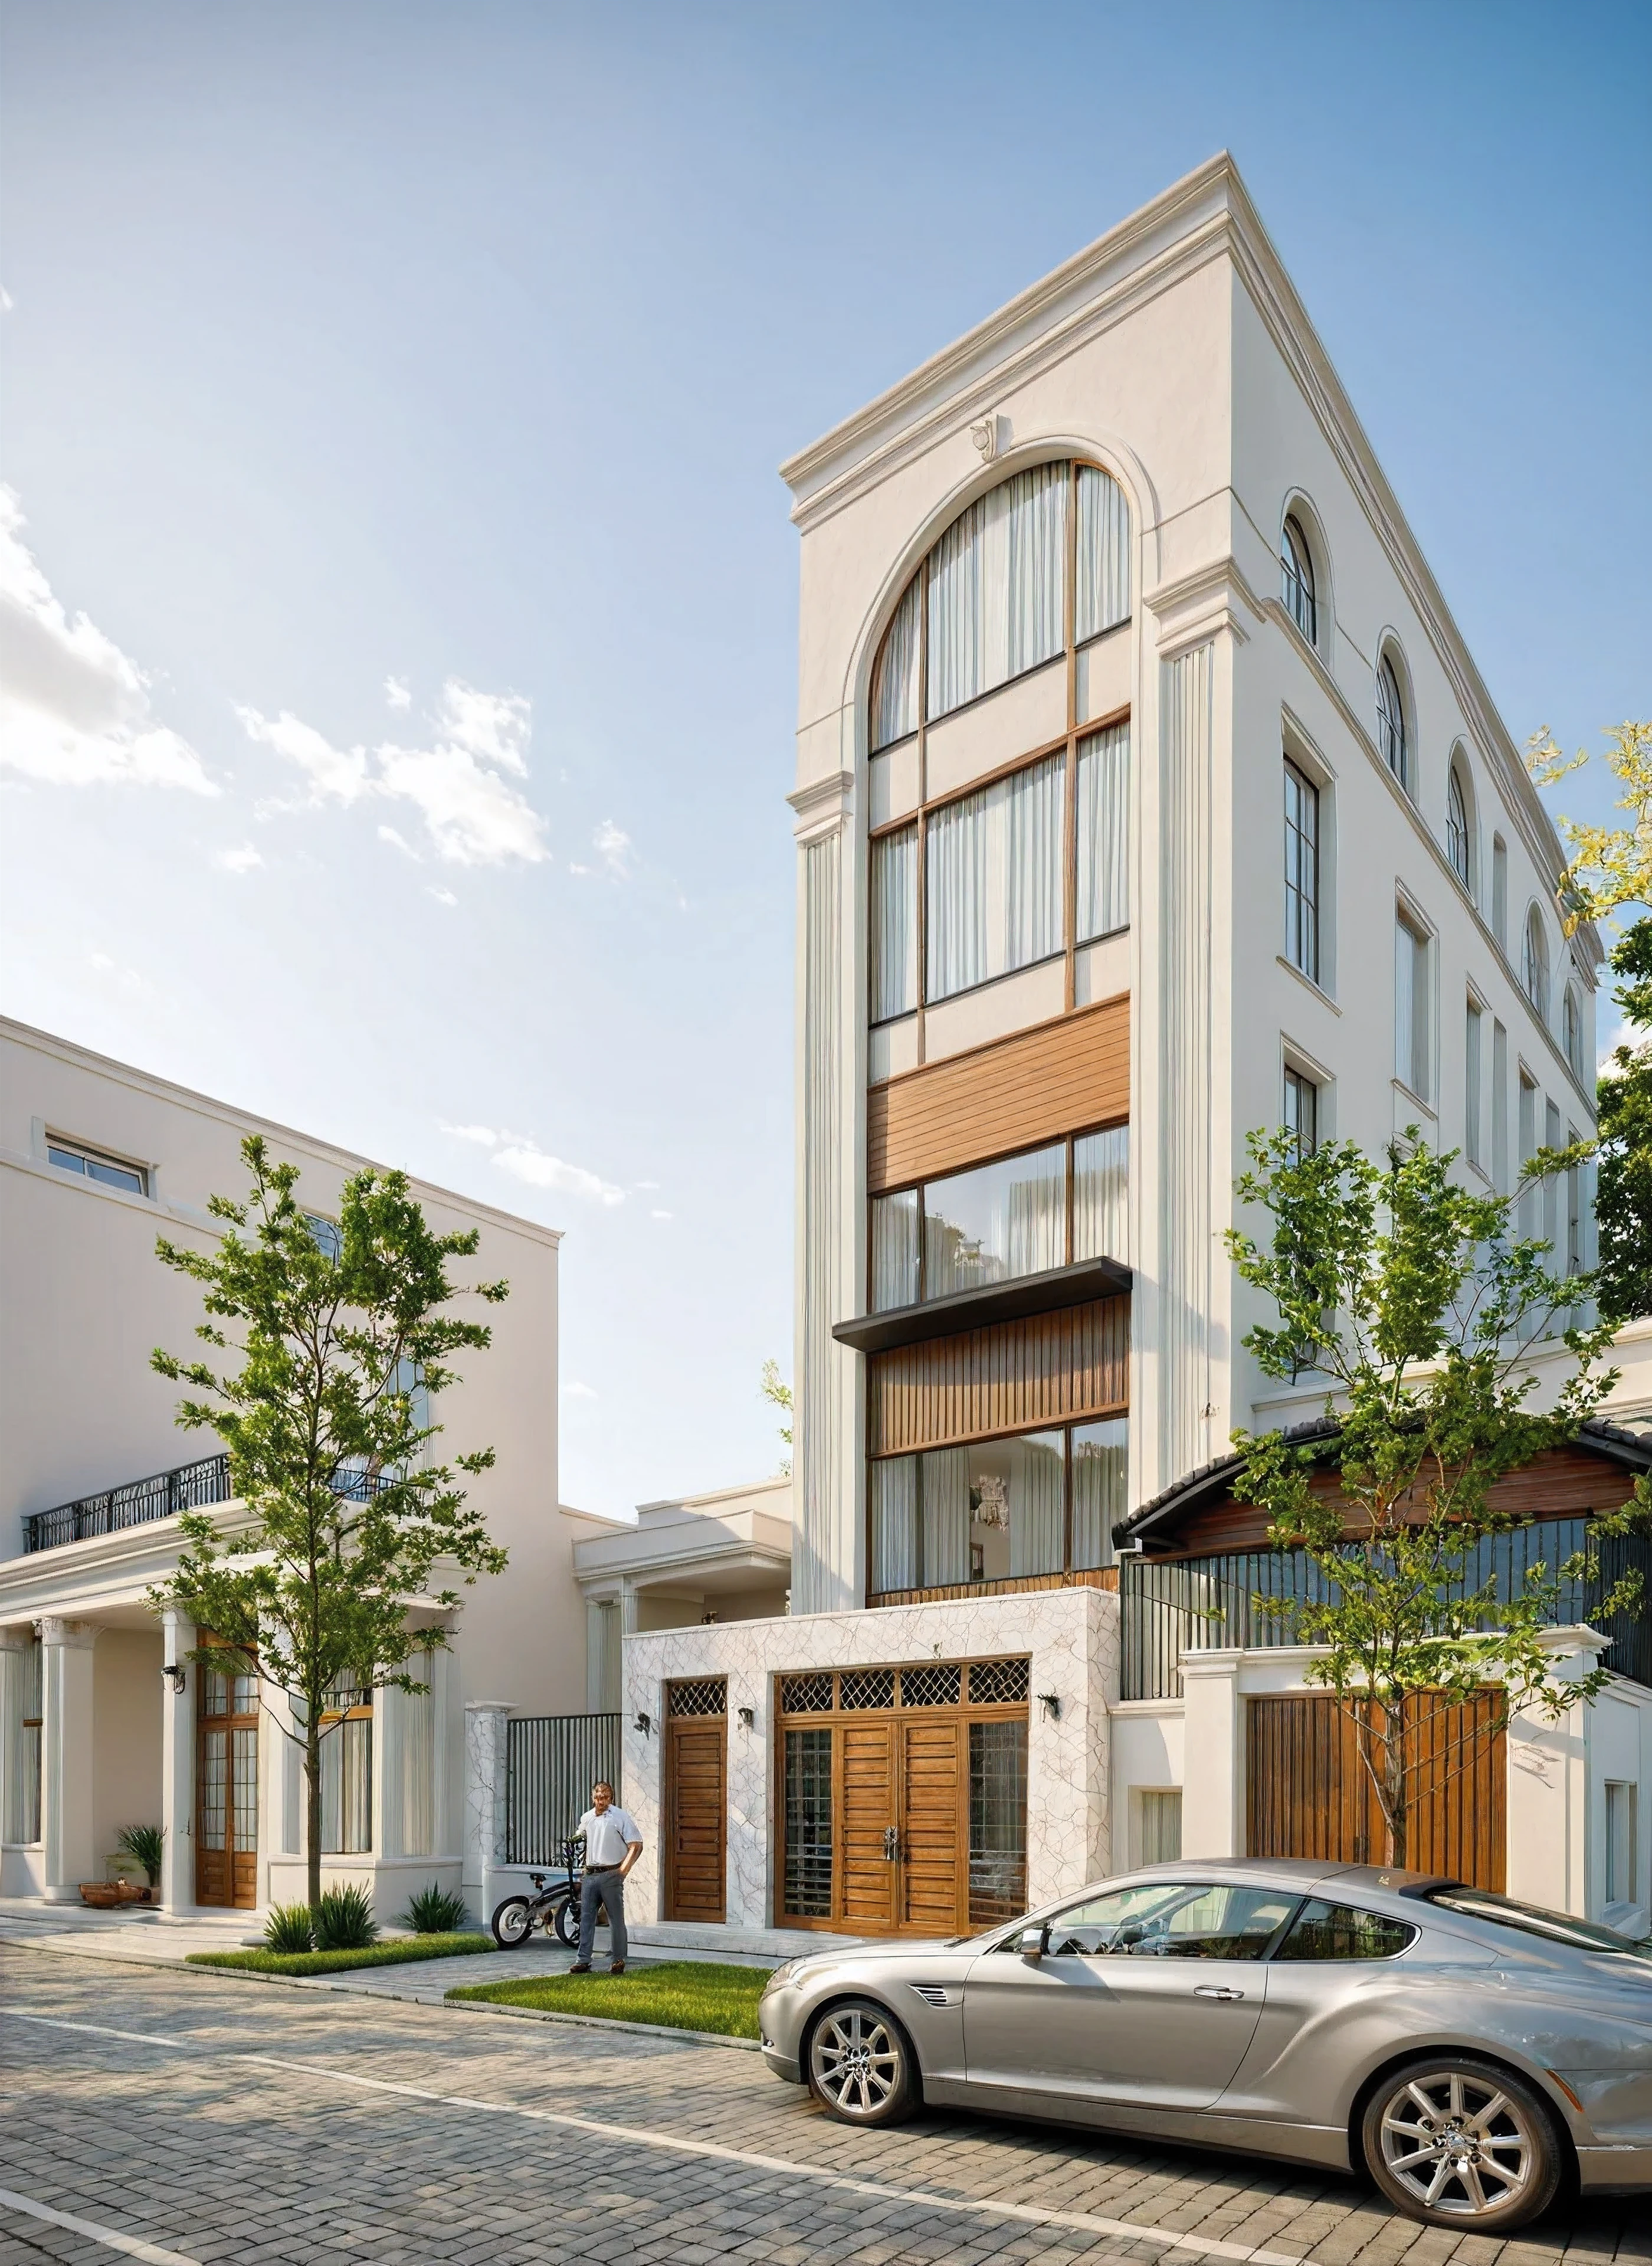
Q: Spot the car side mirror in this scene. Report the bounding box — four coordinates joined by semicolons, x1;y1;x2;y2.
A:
1020;1926;1047;1963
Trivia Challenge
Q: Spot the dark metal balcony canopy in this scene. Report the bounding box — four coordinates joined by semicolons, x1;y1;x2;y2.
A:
832;1255;1130;1357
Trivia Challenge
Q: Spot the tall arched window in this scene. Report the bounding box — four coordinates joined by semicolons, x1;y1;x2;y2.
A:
1562;985;1584;1080
1281;515;1317;645
1376;653;1408;787
1523;907;1550;1023
1446;763;1471;889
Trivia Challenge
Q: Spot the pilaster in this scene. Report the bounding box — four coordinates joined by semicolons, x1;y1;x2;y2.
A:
1178;1650;1244;1858
159;1610;195;1910
40;1616;99;1901
463;1700;509;1913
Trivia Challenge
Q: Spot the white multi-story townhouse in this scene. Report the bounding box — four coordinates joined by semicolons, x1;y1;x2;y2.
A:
618;155;1652;1945
0;1014;610;1921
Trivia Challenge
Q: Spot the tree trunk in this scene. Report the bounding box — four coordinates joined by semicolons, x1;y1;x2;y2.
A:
306;1718;323;1913
1379;1694;1408;1871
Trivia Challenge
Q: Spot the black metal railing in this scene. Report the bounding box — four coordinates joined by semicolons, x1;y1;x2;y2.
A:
1120;1521;1652;1701
23;1453;235;1553
505;1712;622;1864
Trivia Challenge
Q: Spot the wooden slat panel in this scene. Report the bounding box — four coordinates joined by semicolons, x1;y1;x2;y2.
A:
869;995;1128;1192
666;1718;727;1922
840;1721;897;1929
870;1298;1127;1456
1247;1692;1504;1891
900;1719;962;1934
870;1566;1118;1607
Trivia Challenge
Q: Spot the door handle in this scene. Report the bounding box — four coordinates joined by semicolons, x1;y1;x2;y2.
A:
882;1826;900;1861
1193;1985;1245;1999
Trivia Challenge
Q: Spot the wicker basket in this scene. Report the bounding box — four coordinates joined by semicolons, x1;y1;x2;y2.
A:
79;1881;151;1908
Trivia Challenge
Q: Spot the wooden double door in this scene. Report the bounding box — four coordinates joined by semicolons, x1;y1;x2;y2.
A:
664;1678;727;1923
196;1645;258;1908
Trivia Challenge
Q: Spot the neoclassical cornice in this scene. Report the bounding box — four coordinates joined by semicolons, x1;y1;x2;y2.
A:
788;769;855;846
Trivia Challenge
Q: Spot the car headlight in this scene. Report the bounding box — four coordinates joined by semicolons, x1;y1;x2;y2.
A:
764;1960;797;1991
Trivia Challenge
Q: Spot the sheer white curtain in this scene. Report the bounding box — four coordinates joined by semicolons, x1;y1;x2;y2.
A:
1008;1432;1066;1578
921;1447;971;1586
1073;1125;1129;1263
870;1457;919;1593
923;1145;1064;1298
1076;466;1130;640
2;1638;42;1843
1076;722;1130;939
401;1681;435;1858
870;826;917;1023
926;756;1063;1001
871;578;922;751
927;464;1066;721
1071;1418;1128;1570
870;1188;919;1311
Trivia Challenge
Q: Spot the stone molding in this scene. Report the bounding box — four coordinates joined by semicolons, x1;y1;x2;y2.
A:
788;769;854;846
38;1616;100;1651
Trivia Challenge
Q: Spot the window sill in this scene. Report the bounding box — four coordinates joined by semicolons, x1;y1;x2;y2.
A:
1276;956;1340;1014
1392;1079;1437;1121
835;1255;1131;1354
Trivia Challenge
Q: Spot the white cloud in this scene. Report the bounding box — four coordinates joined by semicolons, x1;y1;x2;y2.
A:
242;675;546;866
384;676;411;711
438;1119;624;1207
593;818;632;877
378;824;419;859
427;886;458;907
87;949;153;998
650;1209;673;1222
0;488;217;795
439;1122;500;1147
214;842;263;874
634;1179;661;1191
562;1380;598;1400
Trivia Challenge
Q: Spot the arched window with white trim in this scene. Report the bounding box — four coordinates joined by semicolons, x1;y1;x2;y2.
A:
1562;984;1584;1081
1523;906;1550;1023
1376;651;1409;788
1281;515;1317;646
1446;761;1472;891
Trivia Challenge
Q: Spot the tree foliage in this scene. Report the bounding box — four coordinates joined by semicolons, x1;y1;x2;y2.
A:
1225;1129;1646;1868
150;1135;509;1908
761;1358;794;1477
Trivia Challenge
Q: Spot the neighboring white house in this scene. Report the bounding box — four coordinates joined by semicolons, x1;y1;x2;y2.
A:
0;1014;602;1923
617;153;1651;1942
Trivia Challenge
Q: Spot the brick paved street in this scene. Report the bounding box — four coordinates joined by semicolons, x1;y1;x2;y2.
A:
1;1944;1646;2266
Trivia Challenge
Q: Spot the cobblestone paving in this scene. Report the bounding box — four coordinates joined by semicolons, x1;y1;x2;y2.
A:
0;1944;1645;2266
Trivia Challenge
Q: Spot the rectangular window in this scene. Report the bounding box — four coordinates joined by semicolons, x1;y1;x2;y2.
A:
782;1728;834;1918
1070;1417;1127;1570
968;1719;1029;1927
2;1636;44;1843
1139;1789;1183;1865
871;1419;1128;1594
1517;1075;1539;1240
1492;836;1509;950
1566;1125;1584;1276
869;825;918;1024
1492;1020;1510;1191
869;1187;920;1311
304;1212;342;1261
46;1138;147;1196
1076;722;1130;941
1543;1098;1562;1258
1605;1781;1638;1907
1283;1066;1317;1157
1283;761;1320;981
1071;1125;1129;1266
1465;1000;1484;1167
925;756;1063;1003
320;1678;373;1855
1395;913;1430;1101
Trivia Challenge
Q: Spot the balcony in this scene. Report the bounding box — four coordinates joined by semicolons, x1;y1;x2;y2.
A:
22;1455;393;1553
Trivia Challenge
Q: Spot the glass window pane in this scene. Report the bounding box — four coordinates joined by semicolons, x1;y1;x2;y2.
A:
47;1145;89;1177
870;1188;919;1312
926;757;1063;1003
923;1144;1065;1299
1047;1880;1192;1953
200;1729;227;1851
870;578;921;751
1076;465;1130;642
1139;1790;1182;1864
1283;1069;1317;1158
968;1720;1028;1928
927;464;1067;721
784;1728;834;1918
1076;723;1130;940
968;1431;1065;1583
919;1446;971;1587
869;1456;919;1593
232;1725;259;1856
1283;760;1319;981
870;826;918;1024
1122;1881;1299;1960
1274;1900;1416;1962
1072;1126;1128;1263
85;1155;145;1193
1071;1418;1127;1570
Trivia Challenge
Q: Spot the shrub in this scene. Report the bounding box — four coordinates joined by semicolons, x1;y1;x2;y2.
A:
263;1902;316;1954
115;1825;166;1887
398;1882;469;1934
313;1883;380;1951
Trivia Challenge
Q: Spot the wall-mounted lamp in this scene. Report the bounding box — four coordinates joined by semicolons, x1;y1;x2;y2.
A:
633;1711;653;1738
1037;1692;1062;1721
737;1705;755;1729
162;1663;186;1697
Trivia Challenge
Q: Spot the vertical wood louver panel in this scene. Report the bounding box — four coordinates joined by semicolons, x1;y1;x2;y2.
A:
868;1296;1128;1455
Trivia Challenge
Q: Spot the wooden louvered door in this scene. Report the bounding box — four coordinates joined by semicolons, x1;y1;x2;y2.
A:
839;1719;899;1931
664;1678;727;1923
899;1717;961;1933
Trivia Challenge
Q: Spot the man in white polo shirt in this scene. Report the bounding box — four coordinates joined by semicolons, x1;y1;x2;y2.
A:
571;1779;643;1973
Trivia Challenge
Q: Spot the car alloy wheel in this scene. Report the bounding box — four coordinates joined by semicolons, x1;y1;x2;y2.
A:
1363;2058;1561;2230
807;2000;913;2126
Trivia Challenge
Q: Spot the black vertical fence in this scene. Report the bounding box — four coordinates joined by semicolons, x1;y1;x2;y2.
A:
504;1712;622;1864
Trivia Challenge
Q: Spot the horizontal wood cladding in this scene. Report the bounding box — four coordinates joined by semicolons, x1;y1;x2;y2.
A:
869;994;1128;1193
869;1566;1119;1608
1157;1443;1644;1557
870;1296;1127;1458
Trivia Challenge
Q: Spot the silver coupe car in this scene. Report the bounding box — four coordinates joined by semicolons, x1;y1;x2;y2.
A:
757;1858;1652;2232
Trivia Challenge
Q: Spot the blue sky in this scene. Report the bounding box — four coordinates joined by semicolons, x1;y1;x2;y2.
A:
2;1;1647;1518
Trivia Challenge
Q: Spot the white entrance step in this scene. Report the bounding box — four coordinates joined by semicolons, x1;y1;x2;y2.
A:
625;1921;862;1962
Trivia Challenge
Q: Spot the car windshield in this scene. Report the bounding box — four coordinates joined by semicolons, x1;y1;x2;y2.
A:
1425;1887;1652;1963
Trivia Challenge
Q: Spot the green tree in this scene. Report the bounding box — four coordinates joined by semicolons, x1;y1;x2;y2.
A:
151;1136;509;1912
1226;1129;1646;1869
760;1358;794;1477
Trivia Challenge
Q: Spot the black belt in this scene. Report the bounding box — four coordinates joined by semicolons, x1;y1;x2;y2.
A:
585;1862;622;1873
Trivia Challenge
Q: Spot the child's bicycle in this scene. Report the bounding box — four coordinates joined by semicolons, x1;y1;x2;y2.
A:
489;1835;584;1949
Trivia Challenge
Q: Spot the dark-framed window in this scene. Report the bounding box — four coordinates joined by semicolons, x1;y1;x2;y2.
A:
1281;515;1317;646
1283;1066;1318;1157
868;1415;1129;1594
1376;654;1408;787
1447;766;1471;889
1283;759;1320;981
46;1138;147;1196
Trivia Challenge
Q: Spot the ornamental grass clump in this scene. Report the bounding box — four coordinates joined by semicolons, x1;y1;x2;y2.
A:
313;1883;379;1951
263;1902;316;1954
115;1825;165;1887
398;1882;469;1934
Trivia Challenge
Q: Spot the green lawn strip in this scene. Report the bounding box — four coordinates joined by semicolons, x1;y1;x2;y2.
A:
186;1932;493;1976
450;1959;770;2039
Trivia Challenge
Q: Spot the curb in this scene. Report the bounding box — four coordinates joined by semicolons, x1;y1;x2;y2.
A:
439;1993;762;2051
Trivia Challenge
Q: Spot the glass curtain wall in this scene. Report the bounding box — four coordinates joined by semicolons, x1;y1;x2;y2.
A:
870;1417;1129;1594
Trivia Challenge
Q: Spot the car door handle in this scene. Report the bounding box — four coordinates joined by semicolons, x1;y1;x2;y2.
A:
1193;1985;1245;2000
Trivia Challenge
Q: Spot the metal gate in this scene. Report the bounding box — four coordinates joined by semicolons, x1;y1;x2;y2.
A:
504;1712;622;1864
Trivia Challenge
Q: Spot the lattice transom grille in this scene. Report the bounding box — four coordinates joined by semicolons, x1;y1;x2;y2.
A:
968;1658;1031;1705
779;1672;833;1715
667;1676;727;1718
900;1662;962;1708
838;1668;896;1711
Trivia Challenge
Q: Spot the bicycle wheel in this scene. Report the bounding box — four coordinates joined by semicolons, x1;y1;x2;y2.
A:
552;1893;579;1948
490;1896;535;1950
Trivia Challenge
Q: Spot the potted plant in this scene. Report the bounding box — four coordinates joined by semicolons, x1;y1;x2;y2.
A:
116;1825;165;1901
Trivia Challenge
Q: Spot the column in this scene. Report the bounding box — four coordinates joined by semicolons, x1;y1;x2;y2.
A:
159;1610;195;1912
586;1597;620;1713
1179;1652;1243;1859
40;1617;99;1901
463;1700;509;1917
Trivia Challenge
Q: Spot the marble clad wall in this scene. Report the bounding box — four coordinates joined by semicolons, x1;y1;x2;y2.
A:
621;1587;1118;1928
